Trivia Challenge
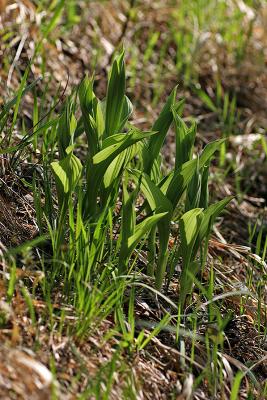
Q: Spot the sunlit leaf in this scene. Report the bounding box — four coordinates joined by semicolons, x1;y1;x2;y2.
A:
51;150;82;207
105;50;126;138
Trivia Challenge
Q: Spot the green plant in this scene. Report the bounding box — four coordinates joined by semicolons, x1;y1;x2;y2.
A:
46;51;231;313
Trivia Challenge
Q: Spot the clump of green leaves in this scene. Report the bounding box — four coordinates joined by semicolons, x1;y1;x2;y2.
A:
50;51;231;310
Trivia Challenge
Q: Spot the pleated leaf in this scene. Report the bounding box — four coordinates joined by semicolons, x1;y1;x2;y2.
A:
104;50;126;138
143;87;184;175
51;148;82;207
166;139;225;207
83;129;156;218
179;208;204;308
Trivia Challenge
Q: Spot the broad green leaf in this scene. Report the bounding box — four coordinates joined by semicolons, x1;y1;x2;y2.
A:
199;162;210;209
185;156;201;211
122;183;137;241
191;196;233;269
131;170;173;214
180;261;200;308
186;121;197;158
130;169;174;288
128;212;168;253
117;95;133;132
118;182;139;272
173;110;187;167
79;76;104;158
166;139;225;207
99;95;132;140
51;151;82;207
199;139;225;165
143;87;184;175
163;158;197;202
103;144;138;189
83;129;156;219
119;188;168;274
93;130;154;165
180;208;204;254
173;111;197;170
179;208;204;308
150;153;163;183
74;116;84;139
104;50;126;138
198;197;233;244
57;99;77;158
